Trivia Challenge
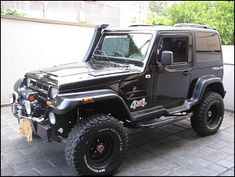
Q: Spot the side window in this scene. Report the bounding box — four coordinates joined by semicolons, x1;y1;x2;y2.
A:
157;36;189;63
196;32;221;52
195;32;221;63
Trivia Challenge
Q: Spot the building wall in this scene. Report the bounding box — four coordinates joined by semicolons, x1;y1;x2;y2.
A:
120;1;149;27
1;1;122;27
1;1;149;27
1;16;94;104
1;16;234;111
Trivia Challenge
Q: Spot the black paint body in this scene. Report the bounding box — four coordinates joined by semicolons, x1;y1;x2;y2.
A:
11;25;226;141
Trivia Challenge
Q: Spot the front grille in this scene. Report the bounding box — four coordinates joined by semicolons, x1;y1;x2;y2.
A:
29;79;50;98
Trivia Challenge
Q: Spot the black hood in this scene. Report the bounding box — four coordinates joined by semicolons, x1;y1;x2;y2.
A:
25;61;141;93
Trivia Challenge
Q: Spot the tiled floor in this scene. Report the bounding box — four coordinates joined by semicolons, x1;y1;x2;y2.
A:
1;106;234;176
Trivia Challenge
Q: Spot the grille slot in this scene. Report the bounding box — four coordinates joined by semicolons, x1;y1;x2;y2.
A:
29;79;50;97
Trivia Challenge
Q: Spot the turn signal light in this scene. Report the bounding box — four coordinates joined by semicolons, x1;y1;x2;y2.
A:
83;97;94;103
28;95;35;101
46;100;53;106
27;92;38;102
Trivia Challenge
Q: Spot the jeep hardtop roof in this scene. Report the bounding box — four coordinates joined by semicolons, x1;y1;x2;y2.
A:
104;24;218;34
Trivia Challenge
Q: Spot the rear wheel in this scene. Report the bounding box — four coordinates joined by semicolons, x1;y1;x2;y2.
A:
65;114;128;176
191;91;224;136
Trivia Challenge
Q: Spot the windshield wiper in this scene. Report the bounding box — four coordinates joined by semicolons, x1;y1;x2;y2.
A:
113;51;129;69
93;49;111;66
95;49;106;56
113;51;125;58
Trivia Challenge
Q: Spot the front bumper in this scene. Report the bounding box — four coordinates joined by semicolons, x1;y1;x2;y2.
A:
10;92;56;142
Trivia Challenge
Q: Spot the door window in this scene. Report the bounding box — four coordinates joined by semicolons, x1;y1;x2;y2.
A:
157;37;189;63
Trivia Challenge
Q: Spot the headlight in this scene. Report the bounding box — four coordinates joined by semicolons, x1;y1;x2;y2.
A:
9;93;16;104
50;87;58;99
49;112;56;124
24;100;31;115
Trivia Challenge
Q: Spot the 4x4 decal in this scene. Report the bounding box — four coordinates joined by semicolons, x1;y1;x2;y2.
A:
130;98;147;109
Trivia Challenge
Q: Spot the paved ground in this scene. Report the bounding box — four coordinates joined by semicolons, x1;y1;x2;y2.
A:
1;106;234;176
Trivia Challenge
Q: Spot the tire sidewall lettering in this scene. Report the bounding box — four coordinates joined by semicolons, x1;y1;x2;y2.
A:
84;155;105;173
65;115;128;176
83;127;123;173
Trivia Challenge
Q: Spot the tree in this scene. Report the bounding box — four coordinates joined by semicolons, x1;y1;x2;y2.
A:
147;1;172;26
168;1;234;44
147;14;172;26
149;1;168;16
148;1;234;44
210;1;234;44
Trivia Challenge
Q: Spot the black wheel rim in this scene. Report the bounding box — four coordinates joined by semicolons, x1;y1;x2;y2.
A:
206;102;221;128
87;132;119;168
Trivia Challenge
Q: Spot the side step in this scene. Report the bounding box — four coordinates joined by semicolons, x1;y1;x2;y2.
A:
135;113;192;128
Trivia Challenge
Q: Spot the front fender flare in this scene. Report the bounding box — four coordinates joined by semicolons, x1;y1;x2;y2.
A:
51;89;133;120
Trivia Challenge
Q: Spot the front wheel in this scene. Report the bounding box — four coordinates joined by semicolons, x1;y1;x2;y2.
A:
191;91;224;136
65;114;128;176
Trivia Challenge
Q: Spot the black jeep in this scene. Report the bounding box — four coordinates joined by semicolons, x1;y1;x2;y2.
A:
10;23;226;176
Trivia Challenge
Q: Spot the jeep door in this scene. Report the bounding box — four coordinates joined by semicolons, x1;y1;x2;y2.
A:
153;32;193;109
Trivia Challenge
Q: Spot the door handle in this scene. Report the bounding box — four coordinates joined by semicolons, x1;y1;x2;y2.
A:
183;70;191;76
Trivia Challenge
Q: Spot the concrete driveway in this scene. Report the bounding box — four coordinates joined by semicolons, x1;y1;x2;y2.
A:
1;106;234;176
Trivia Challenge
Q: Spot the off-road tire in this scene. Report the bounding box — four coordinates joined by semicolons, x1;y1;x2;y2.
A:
191;91;224;136
65;114;128;176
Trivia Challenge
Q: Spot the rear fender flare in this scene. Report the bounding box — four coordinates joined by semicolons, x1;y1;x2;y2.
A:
191;75;225;102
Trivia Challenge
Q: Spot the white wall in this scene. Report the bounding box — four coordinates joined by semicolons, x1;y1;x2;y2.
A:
222;45;234;111
1;17;94;104
223;64;234;110
1;17;234;111
222;45;234;65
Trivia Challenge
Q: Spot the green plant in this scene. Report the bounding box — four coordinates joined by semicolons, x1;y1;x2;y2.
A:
79;19;92;25
148;13;172;26
1;6;25;17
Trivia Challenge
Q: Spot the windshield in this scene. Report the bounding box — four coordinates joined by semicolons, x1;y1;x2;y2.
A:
93;33;152;61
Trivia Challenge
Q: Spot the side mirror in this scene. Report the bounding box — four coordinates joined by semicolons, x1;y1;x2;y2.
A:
161;51;173;66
